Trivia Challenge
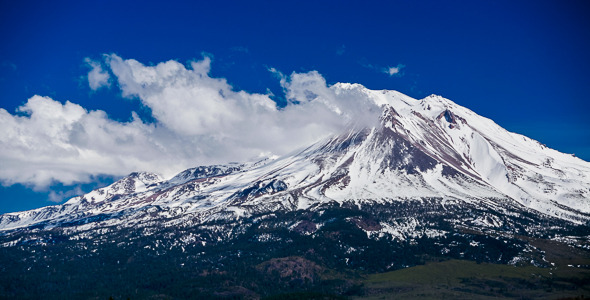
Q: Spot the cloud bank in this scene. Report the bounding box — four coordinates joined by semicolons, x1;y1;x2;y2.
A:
0;54;380;189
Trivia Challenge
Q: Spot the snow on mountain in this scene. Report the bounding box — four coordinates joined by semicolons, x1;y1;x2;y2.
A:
1;85;589;233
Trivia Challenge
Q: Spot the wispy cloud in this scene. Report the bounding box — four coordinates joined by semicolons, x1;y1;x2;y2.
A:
0;54;380;189
336;45;346;56
48;186;84;203
267;66;287;88
1;61;17;72
230;46;249;53
361;60;405;77
384;65;404;76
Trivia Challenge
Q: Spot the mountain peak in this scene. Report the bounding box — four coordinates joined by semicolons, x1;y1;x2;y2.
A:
127;171;162;181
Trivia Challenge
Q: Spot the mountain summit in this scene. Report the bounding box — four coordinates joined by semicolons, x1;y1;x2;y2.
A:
1;86;589;298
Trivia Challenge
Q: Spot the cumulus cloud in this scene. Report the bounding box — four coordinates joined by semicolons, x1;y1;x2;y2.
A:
0;95;176;187
85;57;111;90
0;54;381;190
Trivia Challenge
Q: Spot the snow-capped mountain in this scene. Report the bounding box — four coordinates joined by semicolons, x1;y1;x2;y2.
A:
2;85;589;299
1;84;588;234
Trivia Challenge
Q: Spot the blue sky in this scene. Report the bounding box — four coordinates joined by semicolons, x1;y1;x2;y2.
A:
1;0;589;213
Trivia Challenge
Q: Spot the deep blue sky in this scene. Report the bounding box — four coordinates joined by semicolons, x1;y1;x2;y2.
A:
1;0;589;213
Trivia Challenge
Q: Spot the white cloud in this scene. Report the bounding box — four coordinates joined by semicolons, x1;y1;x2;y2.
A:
383;64;405;77
385;66;399;76
0;54;380;190
48;186;84;203
0;95;177;188
85;57;111;90
360;60;405;77
268;66;288;90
